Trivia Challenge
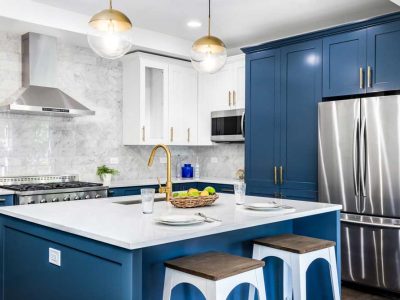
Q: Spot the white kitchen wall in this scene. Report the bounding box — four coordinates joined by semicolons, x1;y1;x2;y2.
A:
0;32;244;182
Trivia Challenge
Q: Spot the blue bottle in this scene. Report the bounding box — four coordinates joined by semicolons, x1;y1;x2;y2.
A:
181;164;194;178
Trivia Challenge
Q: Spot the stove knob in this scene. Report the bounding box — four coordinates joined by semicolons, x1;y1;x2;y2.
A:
51;198;59;203
63;196;71;201
28;200;35;205
40;199;47;203
84;195;91;199
74;196;81;200
95;194;102;199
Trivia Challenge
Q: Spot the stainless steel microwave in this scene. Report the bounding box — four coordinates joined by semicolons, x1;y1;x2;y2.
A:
211;109;245;143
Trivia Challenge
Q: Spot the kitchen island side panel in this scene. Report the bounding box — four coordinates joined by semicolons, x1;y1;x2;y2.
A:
0;216;139;300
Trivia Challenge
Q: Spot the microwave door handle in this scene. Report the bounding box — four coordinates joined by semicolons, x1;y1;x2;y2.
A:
241;112;245;137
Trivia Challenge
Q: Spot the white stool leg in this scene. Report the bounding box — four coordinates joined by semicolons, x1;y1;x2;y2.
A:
249;245;262;300
283;261;292;300
162;268;173;300
328;247;340;300
255;267;267;300
291;254;307;300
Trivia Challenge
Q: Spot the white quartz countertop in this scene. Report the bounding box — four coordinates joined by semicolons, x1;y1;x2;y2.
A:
0;188;14;195
0;194;341;250
104;177;238;188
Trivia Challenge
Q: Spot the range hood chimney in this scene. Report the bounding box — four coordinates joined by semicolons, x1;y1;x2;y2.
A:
0;33;95;117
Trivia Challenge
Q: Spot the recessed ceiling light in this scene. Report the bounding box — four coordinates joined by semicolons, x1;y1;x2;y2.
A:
187;20;202;28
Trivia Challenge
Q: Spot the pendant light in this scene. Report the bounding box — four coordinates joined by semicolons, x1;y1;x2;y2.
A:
191;0;227;74
87;0;133;59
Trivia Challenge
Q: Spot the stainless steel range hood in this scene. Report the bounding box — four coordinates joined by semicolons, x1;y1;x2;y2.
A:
0;33;95;117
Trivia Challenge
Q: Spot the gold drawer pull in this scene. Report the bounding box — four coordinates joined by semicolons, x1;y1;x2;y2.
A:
274;166;277;185
359;67;363;89
279;166;283;185
142;126;145;142
170;127;174;142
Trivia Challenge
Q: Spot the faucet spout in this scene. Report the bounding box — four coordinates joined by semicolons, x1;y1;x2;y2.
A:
147;144;173;201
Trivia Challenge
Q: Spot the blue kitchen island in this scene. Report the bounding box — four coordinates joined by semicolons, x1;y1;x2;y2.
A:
0;194;341;300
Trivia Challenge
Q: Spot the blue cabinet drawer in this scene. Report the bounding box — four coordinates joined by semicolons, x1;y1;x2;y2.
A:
0;195;14;206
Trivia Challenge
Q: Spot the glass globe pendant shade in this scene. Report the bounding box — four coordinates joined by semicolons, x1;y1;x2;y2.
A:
88;1;133;60
191;35;227;74
87;30;132;60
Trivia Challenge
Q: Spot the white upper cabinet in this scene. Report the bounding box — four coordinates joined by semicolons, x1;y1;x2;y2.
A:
205;55;245;112
123;54;169;145
168;64;198;145
122;52;198;146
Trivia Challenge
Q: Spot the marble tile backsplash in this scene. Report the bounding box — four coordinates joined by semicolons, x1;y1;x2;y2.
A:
0;32;244;182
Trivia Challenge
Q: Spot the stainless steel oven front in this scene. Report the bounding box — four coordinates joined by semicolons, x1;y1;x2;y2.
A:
211;109;245;142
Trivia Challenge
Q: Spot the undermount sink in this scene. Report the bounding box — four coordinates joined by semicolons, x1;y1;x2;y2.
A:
113;197;166;205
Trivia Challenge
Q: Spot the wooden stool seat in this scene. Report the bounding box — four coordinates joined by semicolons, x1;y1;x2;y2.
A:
254;234;336;254
165;251;265;281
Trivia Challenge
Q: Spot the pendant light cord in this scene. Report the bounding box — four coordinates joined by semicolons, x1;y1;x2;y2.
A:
208;0;211;36
109;0;113;9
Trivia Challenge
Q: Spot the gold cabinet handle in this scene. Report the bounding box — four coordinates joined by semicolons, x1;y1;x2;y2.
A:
142;126;145;142
367;66;372;88
233;90;236;106
359;67;364;89
170;127;174;142
228;91;232;107
279;166;283;185
187;128;190;143
274;166;277;185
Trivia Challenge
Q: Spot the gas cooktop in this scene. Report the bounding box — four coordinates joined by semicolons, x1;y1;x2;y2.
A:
0;175;108;205
1;181;103;192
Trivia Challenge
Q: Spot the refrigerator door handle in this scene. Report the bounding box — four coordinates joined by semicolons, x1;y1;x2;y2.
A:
360;117;367;212
353;118;360;197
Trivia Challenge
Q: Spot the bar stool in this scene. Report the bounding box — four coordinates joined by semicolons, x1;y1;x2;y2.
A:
163;251;267;300
248;234;340;300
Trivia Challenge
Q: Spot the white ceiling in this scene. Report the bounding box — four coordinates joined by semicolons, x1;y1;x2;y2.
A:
34;0;399;50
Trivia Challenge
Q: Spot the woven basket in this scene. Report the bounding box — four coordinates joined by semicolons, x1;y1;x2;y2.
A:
169;194;219;208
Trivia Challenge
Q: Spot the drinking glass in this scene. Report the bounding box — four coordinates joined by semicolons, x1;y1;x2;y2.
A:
141;188;155;214
234;182;246;205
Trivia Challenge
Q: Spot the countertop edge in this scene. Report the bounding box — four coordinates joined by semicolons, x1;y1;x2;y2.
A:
0;203;341;250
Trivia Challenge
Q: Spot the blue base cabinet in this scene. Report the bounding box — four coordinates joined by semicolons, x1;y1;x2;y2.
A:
0;195;14;206
109;182;234;197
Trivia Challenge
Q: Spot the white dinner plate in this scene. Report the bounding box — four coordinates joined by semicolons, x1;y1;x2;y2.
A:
243;203;284;211
155;215;204;226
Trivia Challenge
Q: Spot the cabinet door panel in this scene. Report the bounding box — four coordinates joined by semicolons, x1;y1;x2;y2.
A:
168;64;198;145
367;20;400;92
280;40;322;192
209;66;233;111
323;30;367;97
233;60;245;109
245;50;280;196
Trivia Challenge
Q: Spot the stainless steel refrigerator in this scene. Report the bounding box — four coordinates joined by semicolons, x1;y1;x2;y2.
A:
319;95;400;293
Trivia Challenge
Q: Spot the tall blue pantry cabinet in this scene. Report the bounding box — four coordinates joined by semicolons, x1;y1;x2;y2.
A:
243;12;400;201
244;41;321;200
